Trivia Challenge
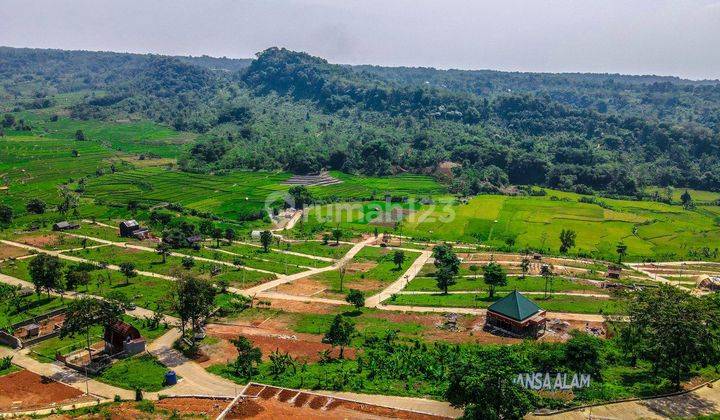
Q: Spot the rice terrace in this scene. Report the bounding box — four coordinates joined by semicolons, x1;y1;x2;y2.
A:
2;4;720;418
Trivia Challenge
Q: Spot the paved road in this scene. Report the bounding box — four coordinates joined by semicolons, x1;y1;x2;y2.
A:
241;236;377;295
0;346;139;400
365;250;431;307
147;328;238;397
528;380;720;419
65;234;278;276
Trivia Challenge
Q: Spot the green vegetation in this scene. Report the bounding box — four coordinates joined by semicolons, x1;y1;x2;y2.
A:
97;354;170;391
388;292;623;315
31;314;168;362
404;275;602;293
306;247;419;294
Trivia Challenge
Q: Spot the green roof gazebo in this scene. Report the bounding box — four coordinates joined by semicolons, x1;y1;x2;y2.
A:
485;291;547;338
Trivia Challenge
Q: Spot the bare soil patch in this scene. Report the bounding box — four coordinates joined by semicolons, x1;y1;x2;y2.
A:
0;369;87;411
156;396;230;417
0;244;30;260
273;278;327;296
228;385;450;419
205;324;353;362
15;233;64;249
246;298;341;315
348;261;378;273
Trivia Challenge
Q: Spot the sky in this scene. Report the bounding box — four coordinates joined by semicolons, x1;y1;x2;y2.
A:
1;0;719;80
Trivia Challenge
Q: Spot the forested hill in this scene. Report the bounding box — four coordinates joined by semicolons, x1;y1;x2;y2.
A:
2;46;720;196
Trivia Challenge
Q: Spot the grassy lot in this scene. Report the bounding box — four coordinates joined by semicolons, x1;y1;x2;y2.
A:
276;241;352;258
302;189;720;262
403;275;605;293
289;309;424;340
63;245;275;286
30;315;168;362
387;291;623;315
306;247;419;294
97;354;171;392
185;243;320;275
0;364;21;377
0;291;66;328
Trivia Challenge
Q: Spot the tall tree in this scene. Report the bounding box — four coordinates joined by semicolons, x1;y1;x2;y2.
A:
288;185;313;209
616;243;628;264
520;258;530;279
173;275;216;344
540;264;554;298
446;346;536;419
483;262;507;299
26;198;46;214
60;298;123;363
28;254;63;296
119;262;137;285
681;190;694;210
0;204;12;226
156;242;171;263
559;229;577;253
345;289;365;309
260;230;273;252
619;285;715;387
332;227;342;245
230;336;262;378
322;314;355;359
393;250;405;270
436;266;457;295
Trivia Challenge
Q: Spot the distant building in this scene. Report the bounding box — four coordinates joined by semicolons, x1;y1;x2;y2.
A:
104;320;145;355
699;276;720;292
119;220;150;239
186;234;203;245
606;265;622;279
485;291;547;338
53;221;79;231
532;253;542;261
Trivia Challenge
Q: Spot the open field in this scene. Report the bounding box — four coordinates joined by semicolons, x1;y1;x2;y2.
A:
63;245;276;286
302;190;720;262
386;291;624;315
97;354;171;392
273;246;419;298
29;314;168;362
403;275;606;293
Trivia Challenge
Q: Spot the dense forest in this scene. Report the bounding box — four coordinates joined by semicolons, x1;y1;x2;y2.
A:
2;46;720;196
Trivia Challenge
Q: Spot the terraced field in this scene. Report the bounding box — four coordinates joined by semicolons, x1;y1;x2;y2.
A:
83;167;289;219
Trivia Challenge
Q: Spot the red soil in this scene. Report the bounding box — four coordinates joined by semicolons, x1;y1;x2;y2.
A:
0;369;86;411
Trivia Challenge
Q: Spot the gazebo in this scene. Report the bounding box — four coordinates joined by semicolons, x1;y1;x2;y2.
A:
485;291;547;338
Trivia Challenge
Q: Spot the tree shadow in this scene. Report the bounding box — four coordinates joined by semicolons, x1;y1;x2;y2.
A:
641;390;717;418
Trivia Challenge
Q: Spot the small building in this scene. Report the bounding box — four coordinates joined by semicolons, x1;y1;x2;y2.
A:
53;221;80;231
104;320;145;355
485;291;547;338
119;220;150;239
532;253;542;261
606;265;622;279
186;234;203;245
699;276;720;292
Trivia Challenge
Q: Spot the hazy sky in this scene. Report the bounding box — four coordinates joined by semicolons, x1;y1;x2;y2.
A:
1;0;719;79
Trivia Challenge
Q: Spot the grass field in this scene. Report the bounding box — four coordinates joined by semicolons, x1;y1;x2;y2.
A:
387;291;622;315
63;245;276;286
303;246;419;295
97;354;171;391
404;275;605;293
0;292;66;328
303;190;720;262
30;315;168;362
